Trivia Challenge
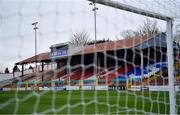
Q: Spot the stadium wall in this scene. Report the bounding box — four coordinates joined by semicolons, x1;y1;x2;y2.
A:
1;85;180;91
0;74;13;82
130;85;180;91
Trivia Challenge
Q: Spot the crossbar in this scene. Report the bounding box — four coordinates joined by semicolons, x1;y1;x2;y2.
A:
88;0;173;21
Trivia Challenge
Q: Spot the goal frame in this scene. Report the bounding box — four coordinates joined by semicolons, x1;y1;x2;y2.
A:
88;0;176;114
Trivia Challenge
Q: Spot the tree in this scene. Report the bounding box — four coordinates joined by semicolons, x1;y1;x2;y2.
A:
139;18;159;36
69;32;90;46
87;38;112;45
121;30;136;39
29;65;33;69
4;68;10;74
121;18;160;39
13;65;20;73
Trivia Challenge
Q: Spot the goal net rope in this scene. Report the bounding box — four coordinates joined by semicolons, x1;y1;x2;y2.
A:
0;0;179;114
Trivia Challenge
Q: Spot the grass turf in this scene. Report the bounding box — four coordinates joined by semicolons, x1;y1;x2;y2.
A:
0;91;179;114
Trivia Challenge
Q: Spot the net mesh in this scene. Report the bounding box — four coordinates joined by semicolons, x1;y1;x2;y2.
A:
0;0;180;114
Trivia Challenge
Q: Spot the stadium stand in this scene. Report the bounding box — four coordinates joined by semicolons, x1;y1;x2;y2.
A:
0;33;179;88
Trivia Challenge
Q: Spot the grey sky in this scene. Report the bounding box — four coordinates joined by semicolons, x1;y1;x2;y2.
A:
1;0;180;72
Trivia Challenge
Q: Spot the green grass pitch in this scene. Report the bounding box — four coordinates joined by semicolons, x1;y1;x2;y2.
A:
0;91;179;114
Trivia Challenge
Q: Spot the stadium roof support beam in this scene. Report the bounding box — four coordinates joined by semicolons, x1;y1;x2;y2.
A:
42;62;44;82
22;64;24;78
87;0;173;21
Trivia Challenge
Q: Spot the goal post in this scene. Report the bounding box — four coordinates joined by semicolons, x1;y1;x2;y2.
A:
88;0;176;114
167;19;176;114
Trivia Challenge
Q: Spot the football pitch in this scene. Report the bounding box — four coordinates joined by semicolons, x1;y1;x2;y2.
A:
0;91;179;114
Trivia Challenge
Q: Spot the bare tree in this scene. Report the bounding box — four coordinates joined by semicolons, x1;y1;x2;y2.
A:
139;18;159;36
121;30;136;39
69;32;90;46
121;18;160;39
13;65;20;73
88;38;112;45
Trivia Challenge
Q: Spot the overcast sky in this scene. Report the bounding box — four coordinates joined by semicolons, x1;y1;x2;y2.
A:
1;0;180;72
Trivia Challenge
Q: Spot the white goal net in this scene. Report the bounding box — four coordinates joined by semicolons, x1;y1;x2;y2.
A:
0;0;180;114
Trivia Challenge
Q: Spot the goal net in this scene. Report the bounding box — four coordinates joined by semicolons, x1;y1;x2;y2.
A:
0;0;179;114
